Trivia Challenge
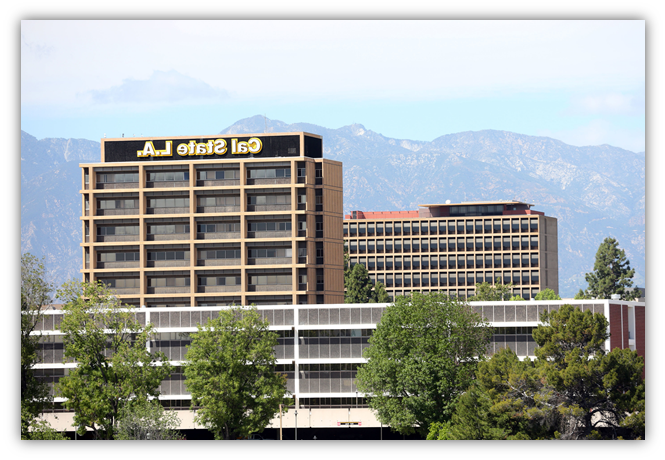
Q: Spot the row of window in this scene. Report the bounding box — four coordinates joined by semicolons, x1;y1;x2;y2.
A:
95;222;295;237
343;218;539;236
102;275;296;288
350;254;539;270
96;248;299;264
298;329;372;338
347;236;538;252
94;168;294;184
371;271;539;287
95;197;300;211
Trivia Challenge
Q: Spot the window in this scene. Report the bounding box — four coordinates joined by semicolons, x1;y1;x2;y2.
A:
248;275;292;285
101;278;139;289
198;170;239;180
147;250;190;261
96;172;139;183
197;196;240;207
248;168;291;178
98;225;140;236
148;224;190;234
248;248;292;258
98;252;140;262
147;197;189;208
247;195;291;205
196;223;238;233
247;222;292;232
148;171;189;182
148;277;190;287
198;276;240;286
98;199;137;209
200;249;241;260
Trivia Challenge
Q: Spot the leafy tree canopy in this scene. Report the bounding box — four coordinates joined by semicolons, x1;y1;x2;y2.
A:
533;305;644;439
574;289;590;300
356;292;492;436
584;237;639;300
431;305;645;440
115;399;184;440
345;262;390;303
184;307;291;440
469;278;514;301
56;280;172;439
21;253;58;439
534;288;561;300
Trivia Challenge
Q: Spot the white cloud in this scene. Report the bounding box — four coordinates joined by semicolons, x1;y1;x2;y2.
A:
537;119;644;153
20;20;645;106
83;70;230;106
566;91;645;116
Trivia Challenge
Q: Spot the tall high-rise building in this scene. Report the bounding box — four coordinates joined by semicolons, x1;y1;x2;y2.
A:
343;201;559;300
79;132;344;307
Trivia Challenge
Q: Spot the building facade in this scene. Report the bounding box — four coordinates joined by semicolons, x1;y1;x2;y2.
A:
343;201;559;300
79;132;345;307
35;299;644;435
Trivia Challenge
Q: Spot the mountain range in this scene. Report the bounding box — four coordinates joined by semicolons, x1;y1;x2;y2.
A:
20;115;645;297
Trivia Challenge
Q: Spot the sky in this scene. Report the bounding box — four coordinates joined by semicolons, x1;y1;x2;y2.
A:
20;19;646;152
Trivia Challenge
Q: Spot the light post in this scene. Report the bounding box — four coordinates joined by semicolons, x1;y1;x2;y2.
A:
294;409;298;441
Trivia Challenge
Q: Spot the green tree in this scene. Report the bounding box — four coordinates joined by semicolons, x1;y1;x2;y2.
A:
183;307;291;440
509;295;525;301
574;289;590;300
21;253;59;439
373;281;391;303
533;305;645;439
114;399;184;440
584;237;639;300
428;348;559;440
56;281;172;440
431;305;645;440
356;292;493;436
534;288;561;300
344;263;374;303
469;278;514;301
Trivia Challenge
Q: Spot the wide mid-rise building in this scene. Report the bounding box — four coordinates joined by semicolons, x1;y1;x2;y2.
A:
343;201;559;300
79;132;345;307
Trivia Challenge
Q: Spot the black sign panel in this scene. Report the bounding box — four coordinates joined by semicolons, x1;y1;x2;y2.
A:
103;134;321;163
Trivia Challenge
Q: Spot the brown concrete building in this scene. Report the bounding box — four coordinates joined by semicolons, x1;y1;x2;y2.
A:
80;132;344;307
343;201;559;300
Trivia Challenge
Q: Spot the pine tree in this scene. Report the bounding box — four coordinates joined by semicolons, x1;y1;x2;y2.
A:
585;238;638;300
344;263;374;303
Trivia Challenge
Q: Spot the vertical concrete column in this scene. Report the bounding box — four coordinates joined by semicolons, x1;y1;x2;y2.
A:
138;164;146;307
189;162;196;307
239;160;247;306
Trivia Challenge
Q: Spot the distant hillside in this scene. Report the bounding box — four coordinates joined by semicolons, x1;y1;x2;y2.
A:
223;116;645;296
20;118;645;297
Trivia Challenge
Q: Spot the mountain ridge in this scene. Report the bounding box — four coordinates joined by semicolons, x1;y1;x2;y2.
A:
20;116;645;296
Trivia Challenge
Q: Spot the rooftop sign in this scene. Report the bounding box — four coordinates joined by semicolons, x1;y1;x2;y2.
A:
102;134;322;163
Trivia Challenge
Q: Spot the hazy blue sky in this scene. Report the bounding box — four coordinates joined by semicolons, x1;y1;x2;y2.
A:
21;20;645;152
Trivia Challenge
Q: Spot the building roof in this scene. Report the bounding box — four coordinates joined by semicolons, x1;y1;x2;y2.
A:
418;200;534;208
